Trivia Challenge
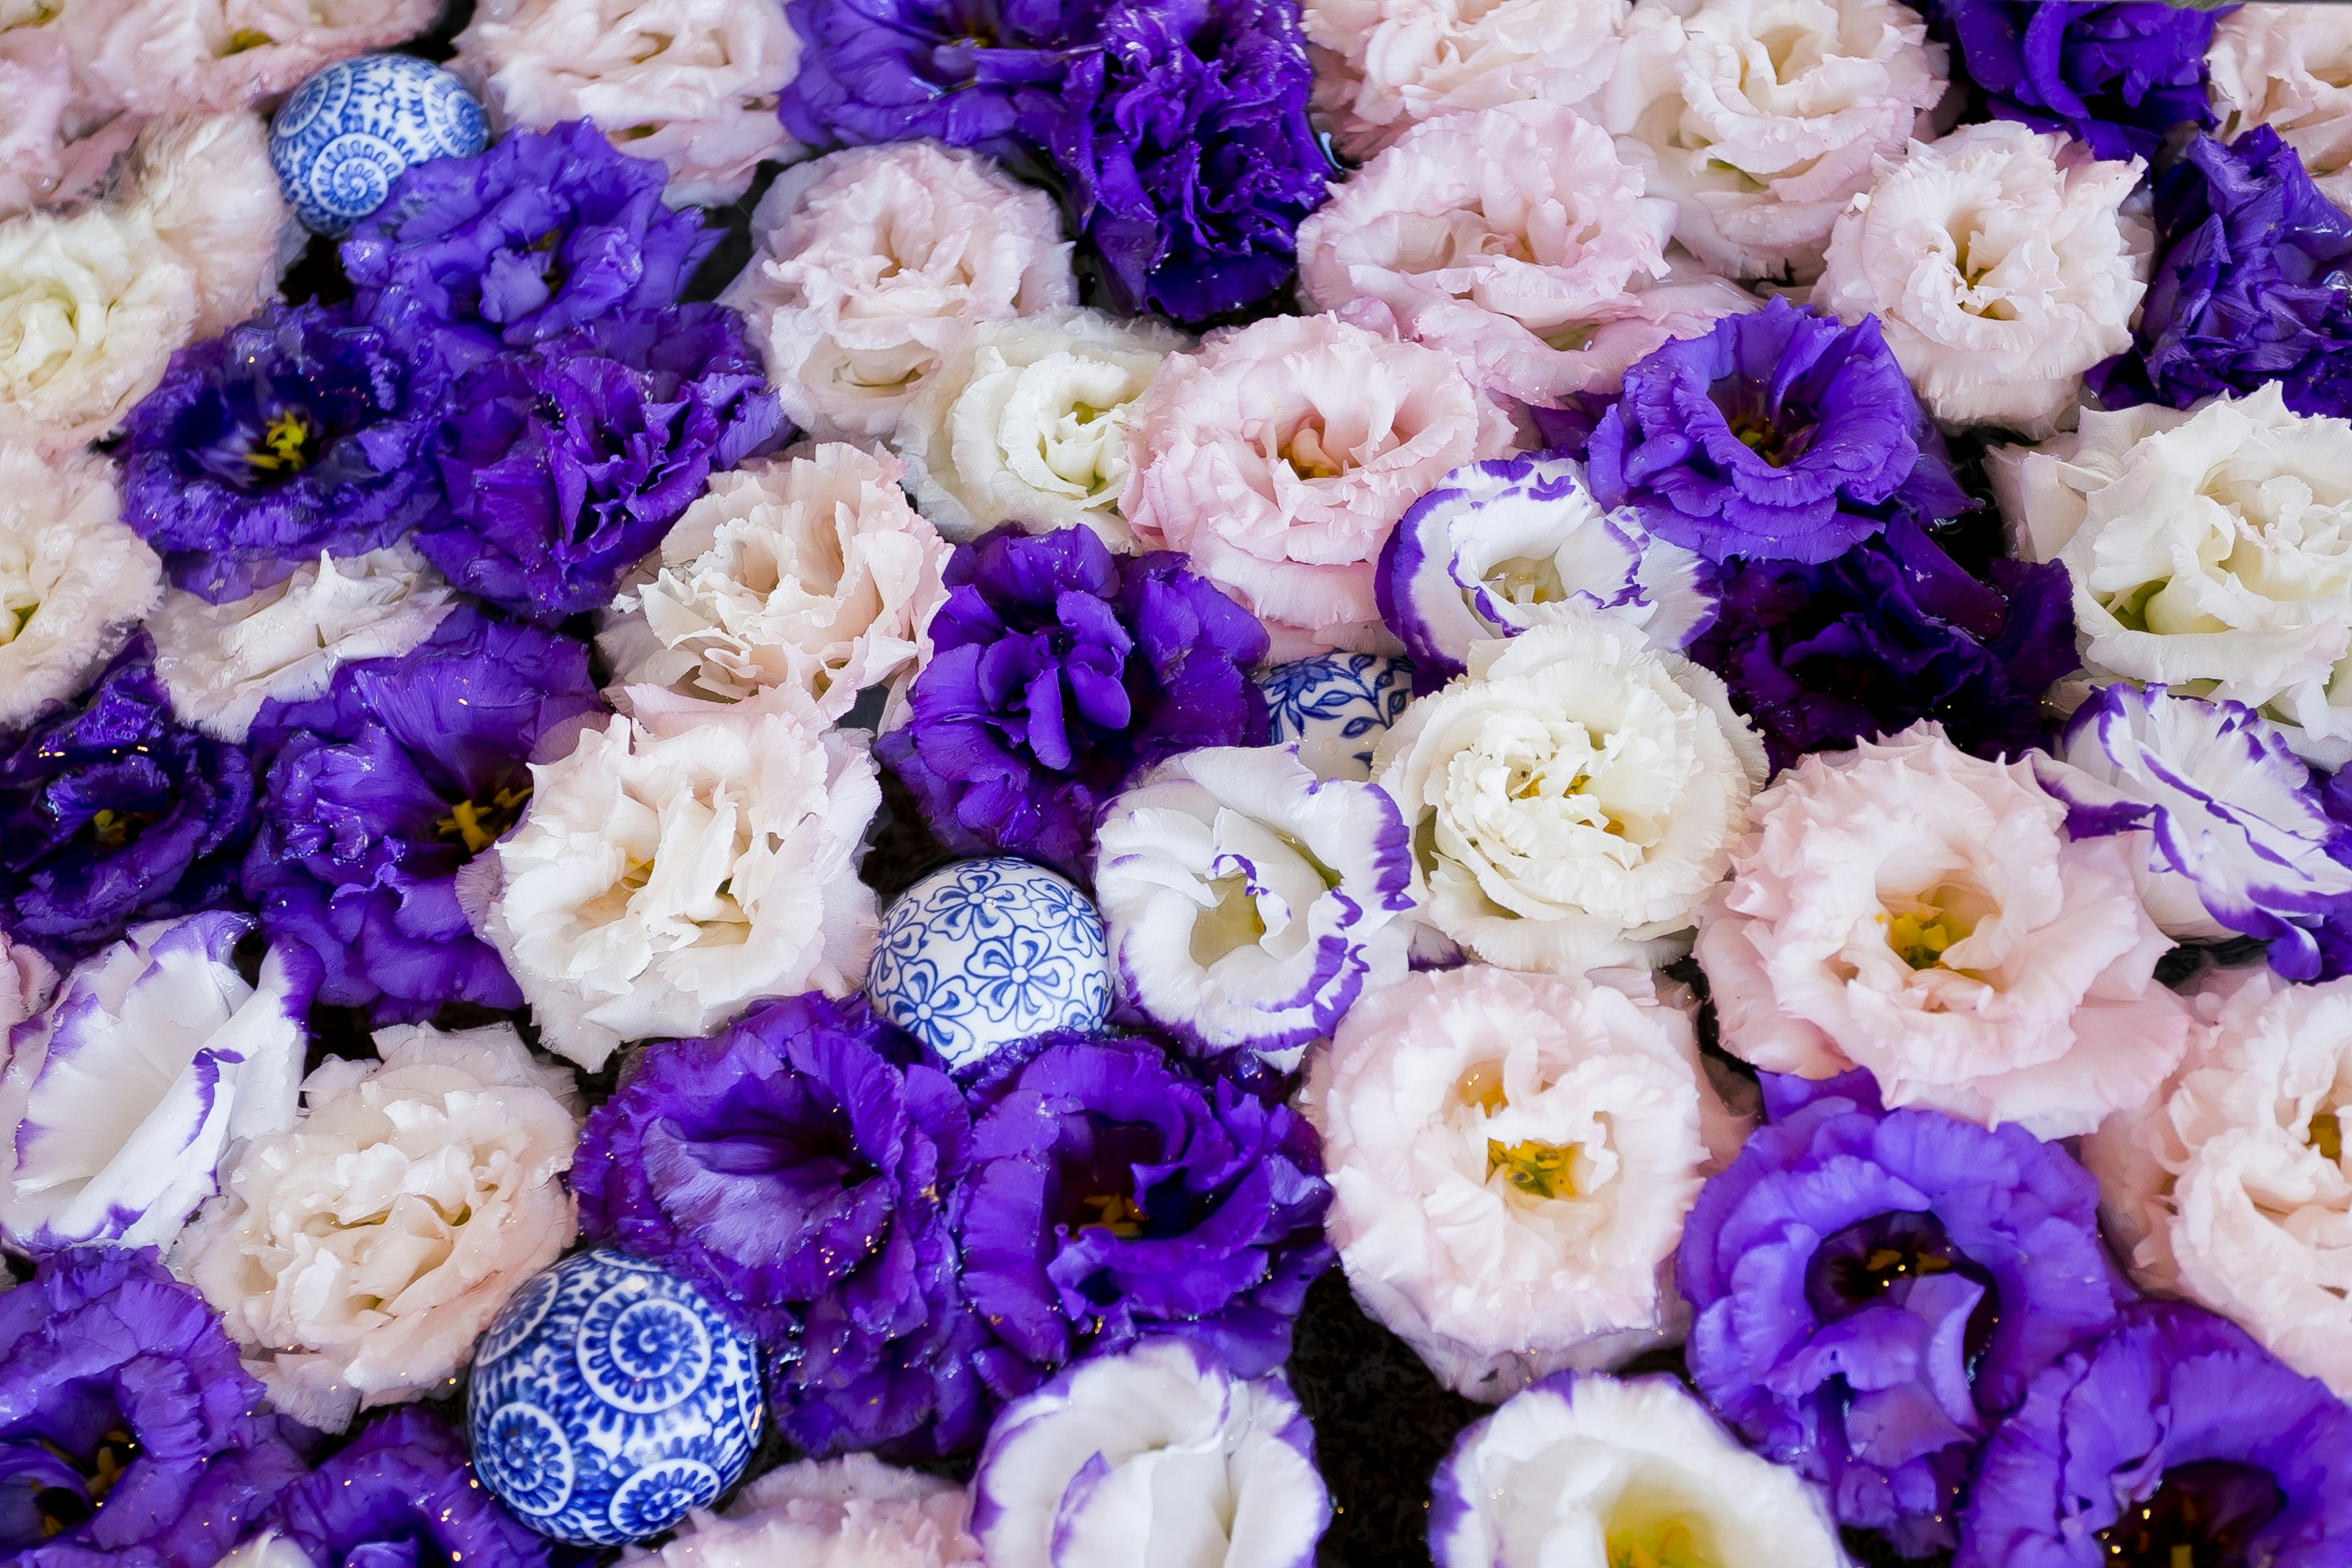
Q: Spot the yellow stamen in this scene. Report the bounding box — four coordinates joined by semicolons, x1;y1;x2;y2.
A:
225;28;274;51
86;810;132;849
1488;1139;1578;1200
434;785;532;854
1609;1520;1705;1568
1884;912;1957;970
2312;1110;2343;1164
1077;1193;1146;1238
244;410;314;473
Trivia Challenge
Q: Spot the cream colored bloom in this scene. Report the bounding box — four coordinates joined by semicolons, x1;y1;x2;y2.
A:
2209;3;2352;213
51;0;440;115
643;1455;982;1568
0;440;160;730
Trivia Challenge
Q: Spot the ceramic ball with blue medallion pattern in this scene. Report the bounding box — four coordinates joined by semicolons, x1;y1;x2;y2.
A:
1261;652;1416;781
270;53;486;236
867;858;1112;1072
467;1249;763;1547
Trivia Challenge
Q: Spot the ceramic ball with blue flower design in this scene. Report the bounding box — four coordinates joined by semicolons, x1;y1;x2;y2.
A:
1261;653;1415;781
270;54;487;236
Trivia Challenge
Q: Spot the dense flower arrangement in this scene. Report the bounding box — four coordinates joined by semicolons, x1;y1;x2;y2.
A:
5;5;2352;1568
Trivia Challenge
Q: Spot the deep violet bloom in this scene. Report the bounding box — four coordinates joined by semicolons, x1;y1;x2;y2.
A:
0;635;254;961
118;303;452;605
1921;0;2223;164
777;0;1077;154
1957;1303;2352;1568
424;304;788;624
1587;298;1970;566
875;524;1269;876
954;1031;1332;1403
1678;1071;2129;1555
263;1407;552;1568
1685;514;2077;772
573;992;990;1458
2087;126;2352;419
342;119;719;370
2297;766;2352;982
0;1248;309;1567
241;608;604;1021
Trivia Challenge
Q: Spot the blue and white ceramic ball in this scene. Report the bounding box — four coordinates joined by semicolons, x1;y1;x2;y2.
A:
867;858;1112;1071
1261;652;1417;781
467;1250;763;1547
269;54;486;236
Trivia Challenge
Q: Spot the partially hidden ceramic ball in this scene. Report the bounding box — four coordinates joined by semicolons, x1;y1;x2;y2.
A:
270;53;486;236
1261;653;1415;781
468;1250;763;1547
867;858;1112;1072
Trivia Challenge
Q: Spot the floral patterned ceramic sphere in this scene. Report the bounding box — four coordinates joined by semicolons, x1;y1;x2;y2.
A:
865;858;1113;1071
1261;653;1415;781
467;1250;763;1547
270;54;488;236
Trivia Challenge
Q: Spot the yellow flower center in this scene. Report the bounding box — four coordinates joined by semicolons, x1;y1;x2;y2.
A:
2312;1110;2343;1164
83;809;156;850
245;409;316;474
1077;1192;1147;1238
1608;1519;1708;1568
1487;1138;1578;1200
435;785;532;855
1885;912;1960;969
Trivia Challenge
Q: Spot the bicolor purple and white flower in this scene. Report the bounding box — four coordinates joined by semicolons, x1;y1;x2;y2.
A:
1092;744;1414;1065
970;1337;1331;1568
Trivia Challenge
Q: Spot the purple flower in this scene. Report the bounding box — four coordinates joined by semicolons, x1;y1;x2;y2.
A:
2088;126;2352;419
0;636;254;962
955;1031;1332;1403
0;1248;308;1567
118;303;452;605
343;119;718;371
1028;0;1330;323
263;1407;551;1568
1587;298;1970;565
778;0;1077;154
241;608;604;1021
574;992;989;1458
875;525;1269;876
1923;0;2223;164
423;304;788;624
1685;514;2076;773
1678;1071;2128;1554
1958;1302;2352;1568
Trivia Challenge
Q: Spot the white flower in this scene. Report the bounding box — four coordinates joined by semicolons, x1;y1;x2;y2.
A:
1093;744;1415;1065
0;440;161;731
1373;613;1766;973
476;687;883;1070
1814;121;2148;437
119;111;295;337
206;1532;312;1568
1988;383;2352;766
1594;0;1948;281
2081;966;2352;1400
453;0;800;206
2209;3;2352;213
1306;965;1749;1401
0;913;308;1253
0;931;53;1034
720;141;1076;442
641;1454;982;1568
891;309;1186;547
174;1020;582;1432
970;1338;1330;1568
1428;1371;1845;1568
600;443;951;721
148;547;456;743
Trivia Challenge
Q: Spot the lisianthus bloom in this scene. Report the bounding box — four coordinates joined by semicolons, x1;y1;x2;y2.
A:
426;303;787;624
480;687;882;1071
119;302;451;605
1697;723;2190;1138
0;930;53;1031
1093;744;1414;1063
0;1247;308;1567
1988;383;2352;766
1308;966;1749;1401
0;635;253;959
43;0;439;117
1685;514;2076;773
643;1454;982;1568
1373;614;1766;974
176;1020;582;1433
0;24;135;222
778;0;1075;154
148;547;457;745
1122;311;1514;659
723;141;1075;442
971;1338;1330;1568
876;525;1268;875
574;993;986;1458
1920;0;2219;163
343;119;718;368
2209;4;2352;213
600;443;951;721
1681;1071;2126;1551
956;1032;1332;1396
1814;122;2149;437
247;1408;551;1568
1958;1303;2352;1568
451;0;799;206
242;608;603;1021
1588;296;1970;566
0;441;161;733
115;113;290;339
1594;0;1948;281
892;309;1187;547
1428;1371;1845;1568
0;912;309;1253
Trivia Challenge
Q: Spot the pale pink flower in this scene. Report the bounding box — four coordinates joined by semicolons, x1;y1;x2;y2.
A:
635;1455;982;1568
0;440;162;731
0;931;54;1035
0;25;141;221
2209;4;2352;213
51;0;440;117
